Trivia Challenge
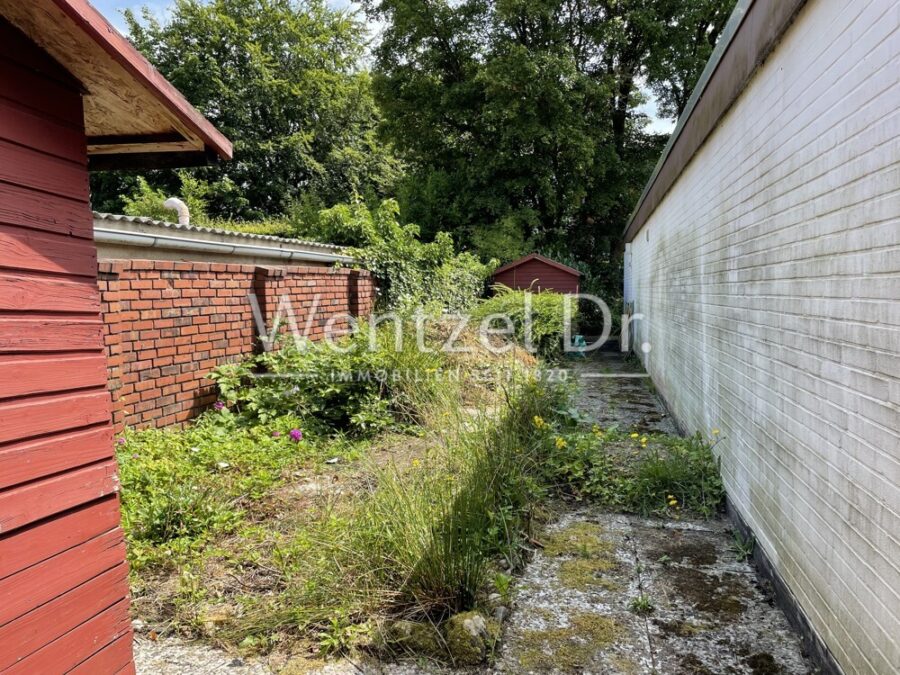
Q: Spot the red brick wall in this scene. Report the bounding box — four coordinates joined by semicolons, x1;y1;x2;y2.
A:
98;260;375;432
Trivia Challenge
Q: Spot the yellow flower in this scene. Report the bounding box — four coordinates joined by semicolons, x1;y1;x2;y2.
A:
630;432;639;439
712;428;720;436
667;495;675;500
640;436;648;444
592;424;603;436
412;459;421;468
555;437;568;450
533;416;546;429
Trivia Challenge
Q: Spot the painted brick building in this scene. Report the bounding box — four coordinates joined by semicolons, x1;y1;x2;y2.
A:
623;0;899;672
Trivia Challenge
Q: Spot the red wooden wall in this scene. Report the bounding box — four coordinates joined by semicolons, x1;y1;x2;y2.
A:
493;258;580;294
0;19;133;674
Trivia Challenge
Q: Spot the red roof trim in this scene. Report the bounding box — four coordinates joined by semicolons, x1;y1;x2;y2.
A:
52;0;233;161
493;253;582;277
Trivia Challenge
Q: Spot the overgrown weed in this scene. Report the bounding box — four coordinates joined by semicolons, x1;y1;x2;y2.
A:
541;425;725;518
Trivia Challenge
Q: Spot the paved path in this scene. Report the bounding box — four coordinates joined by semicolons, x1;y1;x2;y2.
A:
494;353;812;674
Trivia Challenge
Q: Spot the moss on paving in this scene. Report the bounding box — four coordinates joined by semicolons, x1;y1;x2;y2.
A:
558;557;620;591
517;612;621;672
542;521;612;558
542;521;620;591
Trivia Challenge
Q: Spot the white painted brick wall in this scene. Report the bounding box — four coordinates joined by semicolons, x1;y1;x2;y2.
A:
628;1;900;672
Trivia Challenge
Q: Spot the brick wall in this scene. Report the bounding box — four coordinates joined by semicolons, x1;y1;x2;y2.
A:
628;0;899;672
98;260;375;431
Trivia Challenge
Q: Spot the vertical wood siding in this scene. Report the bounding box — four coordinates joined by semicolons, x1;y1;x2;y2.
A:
0;18;132;673
628;0;900;672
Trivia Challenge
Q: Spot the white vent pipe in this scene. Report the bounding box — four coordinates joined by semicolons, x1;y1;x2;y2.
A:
163;197;190;225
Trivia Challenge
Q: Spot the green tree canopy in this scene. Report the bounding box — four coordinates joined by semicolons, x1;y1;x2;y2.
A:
365;0;735;264
92;0;402;220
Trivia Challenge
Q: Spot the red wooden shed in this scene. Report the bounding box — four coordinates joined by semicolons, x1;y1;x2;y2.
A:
492;253;581;294
0;1;230;672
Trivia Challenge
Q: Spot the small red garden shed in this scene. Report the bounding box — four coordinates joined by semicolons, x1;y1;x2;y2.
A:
0;1;230;672
492;253;581;294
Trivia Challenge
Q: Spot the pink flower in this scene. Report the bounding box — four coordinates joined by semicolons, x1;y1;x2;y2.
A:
214;401;226;411
117;437;126;446
289;429;303;442
272;431;282;438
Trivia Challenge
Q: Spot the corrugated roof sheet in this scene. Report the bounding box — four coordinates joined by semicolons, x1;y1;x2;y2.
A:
92;212;343;251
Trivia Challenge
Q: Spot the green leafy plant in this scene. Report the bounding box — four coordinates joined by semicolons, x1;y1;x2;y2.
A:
731;531;756;562
121;173;209;223
493;572;513;602
310;199;496;312
541;428;725;518
317;615;369;657
117;411;324;569
210;321;445;433
629;595;655;614
472;285;578;358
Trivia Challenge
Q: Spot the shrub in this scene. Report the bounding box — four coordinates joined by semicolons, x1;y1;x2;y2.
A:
209;321;445;433
121;173;209;223
307;199;496;312
472;285;578;357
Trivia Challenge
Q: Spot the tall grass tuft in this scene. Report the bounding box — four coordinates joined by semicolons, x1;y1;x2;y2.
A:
349;375;569;621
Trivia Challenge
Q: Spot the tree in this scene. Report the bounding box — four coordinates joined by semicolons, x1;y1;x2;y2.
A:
91;0;402;220
644;0;733;118
365;0;735;268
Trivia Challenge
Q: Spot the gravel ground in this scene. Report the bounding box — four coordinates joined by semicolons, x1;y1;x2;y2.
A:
134;635;273;674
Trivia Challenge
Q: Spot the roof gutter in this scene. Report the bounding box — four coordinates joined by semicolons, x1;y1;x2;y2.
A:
94;227;354;265
623;0;809;243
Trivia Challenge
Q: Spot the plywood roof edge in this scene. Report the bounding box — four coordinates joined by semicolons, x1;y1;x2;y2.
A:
51;0;232;161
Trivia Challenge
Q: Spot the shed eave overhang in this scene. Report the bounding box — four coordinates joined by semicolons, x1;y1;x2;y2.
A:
0;0;232;169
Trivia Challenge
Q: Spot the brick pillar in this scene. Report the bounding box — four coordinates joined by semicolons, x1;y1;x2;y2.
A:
98;262;126;435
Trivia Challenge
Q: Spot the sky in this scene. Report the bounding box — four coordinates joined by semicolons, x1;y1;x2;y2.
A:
91;0;676;135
